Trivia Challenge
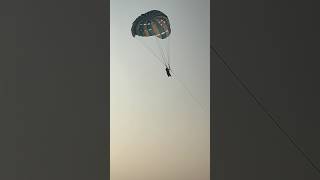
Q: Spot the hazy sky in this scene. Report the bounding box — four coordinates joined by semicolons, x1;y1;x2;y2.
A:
111;0;210;180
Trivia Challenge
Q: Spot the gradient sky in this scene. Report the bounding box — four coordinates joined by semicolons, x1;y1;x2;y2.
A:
111;0;210;180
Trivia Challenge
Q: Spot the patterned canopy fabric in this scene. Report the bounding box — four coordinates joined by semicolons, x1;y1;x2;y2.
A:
131;10;171;39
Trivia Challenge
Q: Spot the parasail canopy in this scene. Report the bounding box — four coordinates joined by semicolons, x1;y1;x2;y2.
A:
131;10;171;39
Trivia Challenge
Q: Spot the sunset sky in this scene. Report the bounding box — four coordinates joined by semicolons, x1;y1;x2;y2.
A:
110;0;210;179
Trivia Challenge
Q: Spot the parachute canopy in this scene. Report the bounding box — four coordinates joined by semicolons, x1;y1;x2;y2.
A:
131;10;171;39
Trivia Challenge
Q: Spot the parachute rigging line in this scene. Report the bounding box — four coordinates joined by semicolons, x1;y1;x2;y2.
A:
136;38;166;67
155;37;169;67
160;36;171;67
163;37;171;67
211;44;320;176
167;37;171;67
